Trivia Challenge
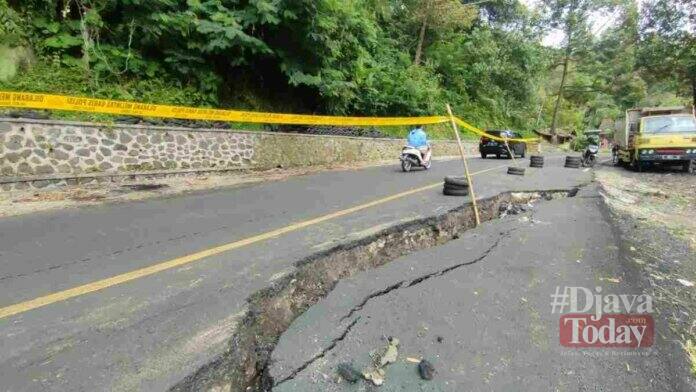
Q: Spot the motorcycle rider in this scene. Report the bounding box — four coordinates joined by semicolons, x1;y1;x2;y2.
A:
583;132;600;167
407;125;431;163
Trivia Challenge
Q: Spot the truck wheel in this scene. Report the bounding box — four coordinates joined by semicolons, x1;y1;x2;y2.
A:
480;153;486;159
683;160;694;174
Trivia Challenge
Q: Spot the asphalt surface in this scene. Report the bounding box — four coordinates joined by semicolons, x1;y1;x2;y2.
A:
271;184;685;391
0;154;590;391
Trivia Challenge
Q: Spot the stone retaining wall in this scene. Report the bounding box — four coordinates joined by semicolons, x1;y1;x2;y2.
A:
0;118;474;190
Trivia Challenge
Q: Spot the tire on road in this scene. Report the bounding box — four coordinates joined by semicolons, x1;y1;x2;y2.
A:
530;155;544;168
443;176;470;187
443;186;470;196
443;183;469;192
507;166;525;176
565;156;581;168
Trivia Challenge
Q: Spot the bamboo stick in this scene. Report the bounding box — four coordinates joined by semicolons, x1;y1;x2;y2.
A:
446;104;480;226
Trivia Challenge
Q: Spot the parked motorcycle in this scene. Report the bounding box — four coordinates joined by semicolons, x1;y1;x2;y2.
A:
400;145;431;172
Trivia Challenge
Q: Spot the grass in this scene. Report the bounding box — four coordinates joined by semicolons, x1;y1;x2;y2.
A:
685;340;696;377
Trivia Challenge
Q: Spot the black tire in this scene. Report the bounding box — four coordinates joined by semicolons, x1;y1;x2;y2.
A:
565;163;581;169
583;155;596;168
683;160;694;174
496;153;501;159
443;176;469;187
401;160;412;172
480;153;486;159
530;155;544;162
530;162;544;168
507;166;525;175
444;186;468;194
444;182;469;190
520;148;526;158
443;187;469;196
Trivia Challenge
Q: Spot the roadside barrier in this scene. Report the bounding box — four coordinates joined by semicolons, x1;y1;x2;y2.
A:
0;91;538;143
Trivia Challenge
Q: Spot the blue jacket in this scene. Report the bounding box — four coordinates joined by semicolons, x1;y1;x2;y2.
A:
407;128;428;148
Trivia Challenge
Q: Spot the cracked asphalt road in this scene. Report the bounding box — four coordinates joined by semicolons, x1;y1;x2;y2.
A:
0;155;593;391
271;185;691;391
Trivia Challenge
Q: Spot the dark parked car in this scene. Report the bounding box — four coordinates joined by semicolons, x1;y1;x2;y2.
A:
479;130;526;159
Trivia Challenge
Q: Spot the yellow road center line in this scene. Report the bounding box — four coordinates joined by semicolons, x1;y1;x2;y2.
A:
0;164;507;320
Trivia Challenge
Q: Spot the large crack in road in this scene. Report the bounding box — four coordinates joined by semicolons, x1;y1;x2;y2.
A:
170;189;579;392
274;226;518;387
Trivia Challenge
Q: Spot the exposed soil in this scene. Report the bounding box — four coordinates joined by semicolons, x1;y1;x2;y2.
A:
168;189;578;392
597;163;696;378
596;164;696;248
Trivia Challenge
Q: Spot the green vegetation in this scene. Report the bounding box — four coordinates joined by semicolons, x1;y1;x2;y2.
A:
0;0;693;138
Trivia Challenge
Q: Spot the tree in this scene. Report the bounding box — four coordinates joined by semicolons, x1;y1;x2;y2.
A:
540;0;614;142
406;0;478;66
638;0;696;106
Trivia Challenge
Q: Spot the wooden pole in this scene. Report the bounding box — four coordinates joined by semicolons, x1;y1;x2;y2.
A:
503;136;518;167
446;104;480;226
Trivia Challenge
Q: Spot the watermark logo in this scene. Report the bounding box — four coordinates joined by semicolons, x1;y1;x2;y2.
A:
551;286;654;348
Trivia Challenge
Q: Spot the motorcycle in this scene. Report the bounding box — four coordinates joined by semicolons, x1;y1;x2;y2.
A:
400;145;431;172
582;143;599;167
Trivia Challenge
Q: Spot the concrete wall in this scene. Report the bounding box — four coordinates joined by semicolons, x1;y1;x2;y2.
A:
0;118;473;190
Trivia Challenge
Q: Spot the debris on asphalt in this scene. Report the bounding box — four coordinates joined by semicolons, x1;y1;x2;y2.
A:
406;357;421;364
600;277;621;283
436;336;444;343
499;202;528;218
378;337;399;367
362;367;385;386
417;359;435;380
677;279;695;287
336;363;362;383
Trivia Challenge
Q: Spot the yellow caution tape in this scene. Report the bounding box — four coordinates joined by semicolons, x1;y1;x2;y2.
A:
0;91;538;142
454;117;538;143
0;91;446;126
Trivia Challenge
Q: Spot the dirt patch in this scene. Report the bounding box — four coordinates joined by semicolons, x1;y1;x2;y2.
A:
597;164;696;380
168;189;578;392
596;165;696;248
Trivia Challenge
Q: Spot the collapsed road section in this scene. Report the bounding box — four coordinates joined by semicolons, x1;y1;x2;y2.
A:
170;188;581;392
269;184;693;392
